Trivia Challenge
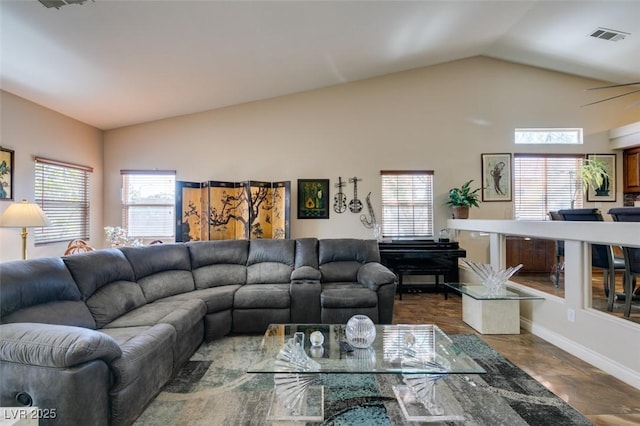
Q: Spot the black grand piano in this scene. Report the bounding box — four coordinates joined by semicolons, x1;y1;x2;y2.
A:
378;240;466;300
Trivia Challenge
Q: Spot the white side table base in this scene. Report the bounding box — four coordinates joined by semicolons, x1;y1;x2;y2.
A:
461;294;520;334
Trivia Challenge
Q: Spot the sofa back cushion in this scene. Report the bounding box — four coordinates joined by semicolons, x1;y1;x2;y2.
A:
120;244;195;302
187;240;248;289
294;238;319;269
64;249;145;328
247;239;295;284
0;257;96;328
318;239;381;282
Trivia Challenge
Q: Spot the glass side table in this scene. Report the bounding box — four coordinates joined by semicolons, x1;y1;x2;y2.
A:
444;283;544;334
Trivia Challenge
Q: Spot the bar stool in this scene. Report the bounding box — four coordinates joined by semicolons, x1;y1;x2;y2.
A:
608;207;640;317
557;208;626;312
548;211;564;287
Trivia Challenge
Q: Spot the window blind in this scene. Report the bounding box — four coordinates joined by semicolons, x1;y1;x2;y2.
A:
514;154;584;221
380;171;434;238
34;157;92;245
121;170;175;238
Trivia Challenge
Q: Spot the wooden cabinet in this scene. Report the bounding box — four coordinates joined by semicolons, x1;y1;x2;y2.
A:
506;237;556;273
623;146;640;193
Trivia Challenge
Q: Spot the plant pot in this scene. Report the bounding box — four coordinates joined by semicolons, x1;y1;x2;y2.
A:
452;206;469;219
595;175;610;196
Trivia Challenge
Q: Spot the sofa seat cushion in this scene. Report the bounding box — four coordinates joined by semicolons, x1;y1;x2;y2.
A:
98;326;154;346
233;284;290;309
321;283;377;308
158;285;241;314
102;299;206;337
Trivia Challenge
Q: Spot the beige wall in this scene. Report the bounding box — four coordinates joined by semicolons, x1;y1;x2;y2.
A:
1;56;638;262
104;57;637;259
0;91;103;262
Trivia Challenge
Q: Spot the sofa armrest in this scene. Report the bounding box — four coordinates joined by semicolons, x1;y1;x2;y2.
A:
291;265;322;282
0;323;121;368
357;262;397;291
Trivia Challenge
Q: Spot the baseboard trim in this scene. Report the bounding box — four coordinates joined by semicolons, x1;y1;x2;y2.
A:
520;318;640;389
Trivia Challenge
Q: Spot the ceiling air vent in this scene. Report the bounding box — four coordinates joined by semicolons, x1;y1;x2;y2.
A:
590;27;629;42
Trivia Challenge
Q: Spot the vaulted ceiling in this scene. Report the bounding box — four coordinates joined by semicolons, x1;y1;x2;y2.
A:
1;0;638;130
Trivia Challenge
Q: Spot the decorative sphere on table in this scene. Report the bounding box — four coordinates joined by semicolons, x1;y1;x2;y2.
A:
345;315;376;348
309;330;324;347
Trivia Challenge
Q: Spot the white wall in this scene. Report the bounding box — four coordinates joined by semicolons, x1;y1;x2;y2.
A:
104;57;638;259
0;91;103;262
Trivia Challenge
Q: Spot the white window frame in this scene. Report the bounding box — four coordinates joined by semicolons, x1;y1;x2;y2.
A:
34;157;92;245
121;170;176;239
380;170;434;238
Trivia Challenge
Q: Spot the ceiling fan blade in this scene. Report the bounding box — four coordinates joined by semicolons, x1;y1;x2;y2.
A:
581;89;640;107
586;82;640;91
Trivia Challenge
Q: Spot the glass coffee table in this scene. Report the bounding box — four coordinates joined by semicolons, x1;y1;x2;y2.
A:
445;283;545;334
248;323;485;422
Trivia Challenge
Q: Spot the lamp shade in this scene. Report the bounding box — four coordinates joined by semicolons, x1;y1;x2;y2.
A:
0;200;52;228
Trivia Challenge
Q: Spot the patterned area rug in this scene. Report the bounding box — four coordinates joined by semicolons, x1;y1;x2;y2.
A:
134;334;592;425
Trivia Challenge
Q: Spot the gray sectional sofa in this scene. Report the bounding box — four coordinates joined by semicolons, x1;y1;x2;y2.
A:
0;238;397;426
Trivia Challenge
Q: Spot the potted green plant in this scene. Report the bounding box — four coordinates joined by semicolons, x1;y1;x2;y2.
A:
580;156;611;197
446;179;481;219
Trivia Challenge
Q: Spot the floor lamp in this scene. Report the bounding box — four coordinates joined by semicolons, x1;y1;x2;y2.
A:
0;200;51;260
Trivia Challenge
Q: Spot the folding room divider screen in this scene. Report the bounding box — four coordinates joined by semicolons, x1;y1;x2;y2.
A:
176;180;290;241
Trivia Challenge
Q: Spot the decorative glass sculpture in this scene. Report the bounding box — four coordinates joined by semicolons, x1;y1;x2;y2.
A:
345;315;376;348
399;329;451;416
274;332;320;373
273;332;320;414
309;331;324;347
346;347;377;371
462;260;523;295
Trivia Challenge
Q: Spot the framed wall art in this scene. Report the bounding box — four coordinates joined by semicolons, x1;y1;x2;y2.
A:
297;179;329;219
586;153;616;202
481;153;512;201
0;147;14;201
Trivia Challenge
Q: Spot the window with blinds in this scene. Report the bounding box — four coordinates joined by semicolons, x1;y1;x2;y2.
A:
513;154;584;221
380;171;434;238
34;157;92;245
121;170;175;238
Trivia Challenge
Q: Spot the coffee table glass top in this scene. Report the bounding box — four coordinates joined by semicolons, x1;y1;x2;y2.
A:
445;283;545;301
247;323;485;375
